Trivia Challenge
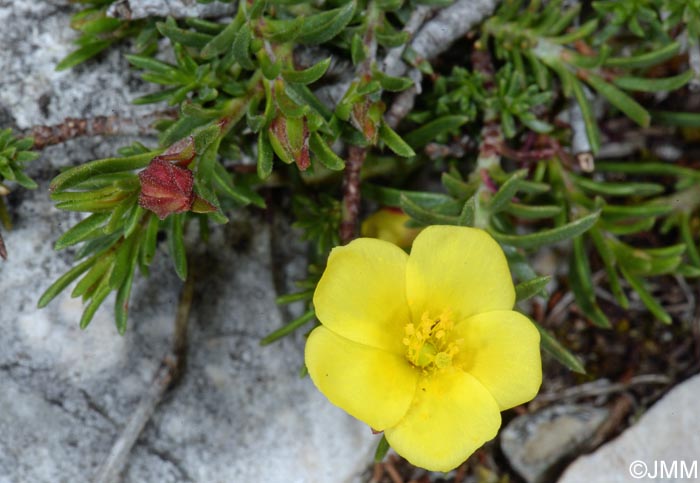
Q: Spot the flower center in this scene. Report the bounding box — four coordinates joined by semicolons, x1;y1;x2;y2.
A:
402;309;460;372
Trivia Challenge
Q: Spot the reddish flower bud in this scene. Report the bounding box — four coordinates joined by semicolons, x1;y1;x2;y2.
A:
268;116;311;171
138;158;195;220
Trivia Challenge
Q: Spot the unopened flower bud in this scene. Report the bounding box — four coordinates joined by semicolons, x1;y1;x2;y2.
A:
138;158;195;220
268;116;310;171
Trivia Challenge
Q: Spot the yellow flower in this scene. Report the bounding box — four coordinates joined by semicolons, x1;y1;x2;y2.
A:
305;225;542;471
361;208;421;248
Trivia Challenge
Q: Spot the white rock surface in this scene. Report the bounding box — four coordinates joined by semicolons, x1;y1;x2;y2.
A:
0;2;375;482
559;374;700;483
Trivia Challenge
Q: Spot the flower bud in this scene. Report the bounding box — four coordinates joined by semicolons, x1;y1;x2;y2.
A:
138;158;195;220
361;207;421;249
268;115;311;171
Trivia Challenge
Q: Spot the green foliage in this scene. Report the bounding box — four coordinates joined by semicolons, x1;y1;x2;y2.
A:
0;129;38;191
48;0;700;380
0;130;38;255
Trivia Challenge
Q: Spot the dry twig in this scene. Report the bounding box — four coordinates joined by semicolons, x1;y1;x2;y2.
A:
92;273;193;483
26;111;176;150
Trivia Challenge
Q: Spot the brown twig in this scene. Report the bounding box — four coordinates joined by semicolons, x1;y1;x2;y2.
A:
92;271;193;483
0;231;6;261
26;110;176;150
340;145;367;244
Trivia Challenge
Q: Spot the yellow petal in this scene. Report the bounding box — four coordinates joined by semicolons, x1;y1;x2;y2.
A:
385;370;501;472
406;226;515;323
454;310;542;410
305;326;418;430
313;238;410;354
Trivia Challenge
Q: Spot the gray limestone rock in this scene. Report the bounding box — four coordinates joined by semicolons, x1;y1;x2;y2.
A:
0;2;375;482
559;374;700;483
107;0;236;20
501;405;610;483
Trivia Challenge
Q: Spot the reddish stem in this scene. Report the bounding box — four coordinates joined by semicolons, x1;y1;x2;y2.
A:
339;145;367;244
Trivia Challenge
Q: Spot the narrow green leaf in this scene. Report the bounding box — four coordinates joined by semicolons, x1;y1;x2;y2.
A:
442;172;478;199
72;251;114;299
604;41;680;69
109;234;138;290
276;290;313;305
309;132;345;171
260;310;316;345
282;58;331;84
505;203;562;219
54;213;111;250
550;18;598;44
614;70;693;93
376;28;409;48
491;211;600;249
124;206;146;239
571;174;664;197
652;110;700;127
374;435;390;463
37;255;98;308
583;73;650;127
212;164;260;206
297;2;356;45
285;83;333;120
515;276;551;302
13;169;38;190
488;170;527;213
104;193;138;234
400;193;459;226
379;123;416;157
458;197;476;226
125;54;177;75
114;252;138;335
56;40;112;71
532;319;586;373
156;18;213;48
261;17;305;43
619;265;672;324
570;235;611;328
80;280;112;329
168;213;188;281
232;24;256;70
404;115;469;148
201;17;241;59
375;71;413;92
680;213;700;267
570;79;601;153
602;202;674;220
257;131;274;179
50;151;156;192
589;228;628;308
143;214;160;265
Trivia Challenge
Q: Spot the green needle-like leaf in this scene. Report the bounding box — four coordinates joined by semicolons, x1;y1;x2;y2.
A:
490;211;600;249
515;276;551;302
260;310;316;345
532;319;586;373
